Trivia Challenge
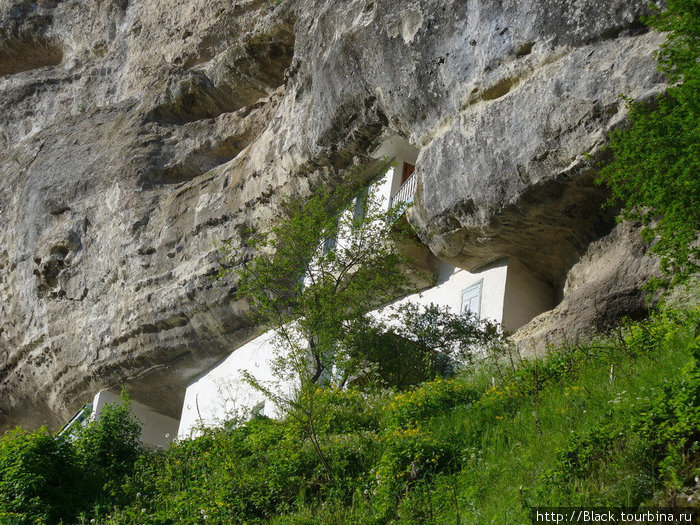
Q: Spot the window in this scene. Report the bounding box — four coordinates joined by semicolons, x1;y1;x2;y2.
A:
251;401;266;418
322;235;337;254
322;216;340;254
461;280;483;318
353;187;369;222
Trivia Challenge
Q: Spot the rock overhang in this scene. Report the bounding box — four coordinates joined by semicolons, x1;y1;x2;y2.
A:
0;0;667;430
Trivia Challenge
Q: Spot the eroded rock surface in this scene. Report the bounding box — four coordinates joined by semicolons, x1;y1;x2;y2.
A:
512;222;662;354
0;0;666;429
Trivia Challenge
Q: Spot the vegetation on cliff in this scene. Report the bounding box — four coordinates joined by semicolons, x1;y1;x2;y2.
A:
0;1;698;524
0;304;697;524
0;394;141;524
215;172;503;480
598;0;700;287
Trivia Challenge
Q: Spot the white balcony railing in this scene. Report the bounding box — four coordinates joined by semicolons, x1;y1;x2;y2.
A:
389;172;417;209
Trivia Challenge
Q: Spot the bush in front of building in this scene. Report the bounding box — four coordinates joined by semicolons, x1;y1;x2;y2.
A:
0;396;142;524
345;303;505;391
0;426;78;524
1;305;696;524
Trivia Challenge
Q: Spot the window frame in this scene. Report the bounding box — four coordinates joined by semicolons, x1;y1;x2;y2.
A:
460;279;483;319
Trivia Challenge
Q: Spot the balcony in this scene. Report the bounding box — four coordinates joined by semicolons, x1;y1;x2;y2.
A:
389;170;417;209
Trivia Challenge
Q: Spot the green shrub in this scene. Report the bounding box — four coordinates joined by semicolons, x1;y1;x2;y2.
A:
73;393;142;508
372;426;456;522
0;393;143;524
0;427;78;524
597;0;699;287
381;379;480;429
306;388;381;435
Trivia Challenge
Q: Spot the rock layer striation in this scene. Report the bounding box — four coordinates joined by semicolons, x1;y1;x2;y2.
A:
0;0;665;429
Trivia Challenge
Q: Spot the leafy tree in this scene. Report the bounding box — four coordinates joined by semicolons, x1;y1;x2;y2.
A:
73;390;143;507
345;303;504;390
219;169;420;476
220;170;418;392
219;168;506;476
0;392;142;524
0;427;78;524
597;0;699;287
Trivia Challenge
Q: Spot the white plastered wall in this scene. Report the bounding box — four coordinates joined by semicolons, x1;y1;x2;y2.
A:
178;153;515;437
371;136;419;198
384;258;508;323
501;257;556;333
178;330;294;439
92;390;180;449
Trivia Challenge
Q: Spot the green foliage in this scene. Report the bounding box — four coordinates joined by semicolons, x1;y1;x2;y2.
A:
0;427;77;524
345;303;505;390
220;167;416;391
382;379;480;429
536;348;699;506
0;392;143;524
115;420;313;523
372;426;455;521
2;307;694;524
73;391;142;508
390;303;502;365
597;0;699;287
649;0;700;84
345;328;437;389
305;388;381;435
463;307;699;521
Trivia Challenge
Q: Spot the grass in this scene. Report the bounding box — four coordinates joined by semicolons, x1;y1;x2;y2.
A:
266;307;699;524
1;306;697;524
424;335;695;523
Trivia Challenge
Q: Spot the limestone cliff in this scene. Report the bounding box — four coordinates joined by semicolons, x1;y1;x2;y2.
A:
0;0;664;429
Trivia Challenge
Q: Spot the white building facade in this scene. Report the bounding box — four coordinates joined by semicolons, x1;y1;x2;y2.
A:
61;389;180;448
177;138;556;438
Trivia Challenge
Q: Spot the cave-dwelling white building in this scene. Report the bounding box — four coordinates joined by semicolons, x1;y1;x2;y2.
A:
75;138;557;446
